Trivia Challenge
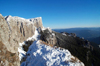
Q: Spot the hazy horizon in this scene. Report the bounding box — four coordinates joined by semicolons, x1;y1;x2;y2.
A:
52;27;100;29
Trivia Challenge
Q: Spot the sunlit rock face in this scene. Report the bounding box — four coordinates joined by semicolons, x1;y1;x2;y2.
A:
30;17;43;29
0;14;43;53
0;14;43;66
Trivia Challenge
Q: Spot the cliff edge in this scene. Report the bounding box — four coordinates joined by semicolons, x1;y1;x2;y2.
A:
0;14;43;66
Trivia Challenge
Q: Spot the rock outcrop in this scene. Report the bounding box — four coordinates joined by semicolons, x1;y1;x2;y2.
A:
0;14;43;66
0;14;43;53
30;17;43;29
40;29;100;66
40;28;57;45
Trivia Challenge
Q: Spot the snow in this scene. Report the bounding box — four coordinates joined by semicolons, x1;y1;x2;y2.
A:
5;15;34;27
18;47;26;61
29;17;42;24
18;41;26;61
26;28;40;41
5;15;42;26
52;33;55;36
21;40;84;66
18;28;39;60
62;33;67;36
42;26;46;31
46;27;52;33
99;45;100;48
18;25;84;66
18;28;84;66
5;15;12;22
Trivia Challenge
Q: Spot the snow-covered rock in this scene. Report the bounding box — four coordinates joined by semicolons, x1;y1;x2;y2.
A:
19;28;84;66
21;40;84;66
30;17;43;28
62;32;67;36
98;45;100;48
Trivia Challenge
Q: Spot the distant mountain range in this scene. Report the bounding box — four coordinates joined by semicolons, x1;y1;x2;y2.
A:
87;36;100;45
53;27;100;45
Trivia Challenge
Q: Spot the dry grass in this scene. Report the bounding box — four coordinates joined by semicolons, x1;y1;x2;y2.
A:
70;56;80;63
1;25;3;28
0;41;19;66
39;40;66;49
70;57;77;63
8;38;10;42
39;40;54;47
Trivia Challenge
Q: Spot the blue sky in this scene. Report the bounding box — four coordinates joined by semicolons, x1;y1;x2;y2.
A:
0;0;100;29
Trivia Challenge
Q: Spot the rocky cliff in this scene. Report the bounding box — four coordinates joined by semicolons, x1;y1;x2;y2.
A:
0;14;43;66
0;14;43;53
40;28;57;45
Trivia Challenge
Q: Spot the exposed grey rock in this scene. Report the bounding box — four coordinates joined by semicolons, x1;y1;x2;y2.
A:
30;17;43;29
0;14;43;66
0;14;43;53
40;28;57;45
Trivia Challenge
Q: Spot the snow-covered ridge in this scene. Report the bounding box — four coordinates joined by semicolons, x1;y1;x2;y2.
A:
5;15;42;23
21;40;84;66
29;17;42;22
5;15;43;29
18;28;84;66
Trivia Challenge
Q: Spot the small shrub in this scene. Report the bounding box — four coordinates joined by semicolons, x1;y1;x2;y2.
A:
23;41;34;52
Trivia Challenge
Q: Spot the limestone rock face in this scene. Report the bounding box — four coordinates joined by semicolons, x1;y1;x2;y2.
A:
0;14;43;52
0;14;10;52
0;14;20;66
30;17;43;29
0;14;43;66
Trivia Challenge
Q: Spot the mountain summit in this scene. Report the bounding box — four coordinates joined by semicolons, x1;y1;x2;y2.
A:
0;14;100;66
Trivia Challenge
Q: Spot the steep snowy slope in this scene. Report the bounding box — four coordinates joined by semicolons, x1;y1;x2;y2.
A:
19;28;84;66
